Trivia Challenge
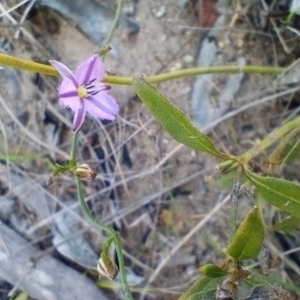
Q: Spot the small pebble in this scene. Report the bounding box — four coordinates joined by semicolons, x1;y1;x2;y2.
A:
170;62;182;71
218;41;224;48
125;19;140;35
183;55;194;63
155;6;166;18
237;38;243;48
123;3;135;16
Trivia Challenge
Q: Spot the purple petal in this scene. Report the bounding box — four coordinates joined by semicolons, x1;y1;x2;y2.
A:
59;95;82;112
91;92;119;114
85;93;119;120
58;81;82;111
49;60;78;88
60;90;78;98
72;105;86;131
74;55;105;85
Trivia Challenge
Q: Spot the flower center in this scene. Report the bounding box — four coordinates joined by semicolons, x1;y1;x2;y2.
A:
77;86;88;99
77;78;112;99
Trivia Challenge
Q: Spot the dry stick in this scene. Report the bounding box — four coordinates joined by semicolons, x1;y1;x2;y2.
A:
227;176;242;245
207;86;300;130
0;94;70;159
0;0;29;18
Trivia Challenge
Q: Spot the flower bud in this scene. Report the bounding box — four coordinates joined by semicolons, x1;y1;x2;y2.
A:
97;254;118;280
74;164;97;181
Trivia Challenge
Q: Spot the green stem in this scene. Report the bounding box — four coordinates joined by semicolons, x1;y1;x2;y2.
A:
146;65;284;83
217;159;239;172
0;52;58;76
71;133;134;300
0;53;284;85
241;116;300;162
71;130;79;158
280;9;300;24
75;178;134;300
102;236;114;255
102;0;123;46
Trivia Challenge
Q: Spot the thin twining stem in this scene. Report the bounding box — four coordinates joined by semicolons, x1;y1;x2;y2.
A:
0;52;284;86
241;115;300;162
71;132;134;300
102;0;123;47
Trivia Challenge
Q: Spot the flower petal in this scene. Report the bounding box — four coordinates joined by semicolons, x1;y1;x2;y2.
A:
72;104;86;131
49;60;78;88
74;55;105;85
92;92;119;114
85;93;119;120
59;95;82;112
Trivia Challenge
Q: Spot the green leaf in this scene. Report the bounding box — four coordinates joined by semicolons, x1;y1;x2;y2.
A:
269;215;300;233
267;128;300;164
199;264;228;278
244;277;270;287
246;171;300;218
186;290;217;300
227;207;264;260
285;139;300;163
206;171;246;189
178;277;223;300
248;270;300;296
13;292;29;300
206;171;236;189
132;75;228;159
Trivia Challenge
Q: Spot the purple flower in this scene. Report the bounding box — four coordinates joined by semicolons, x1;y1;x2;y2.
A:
49;55;119;131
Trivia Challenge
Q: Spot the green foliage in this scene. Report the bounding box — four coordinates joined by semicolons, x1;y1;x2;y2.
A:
132;75;229;159
279;9;300;24
267;128;300;165
178;277;223;300
269;215;300;233
206;171;238;189
199;264;228;278
11;292;29;300
246;171;300;218
186;290;217;300
285;139;300;163
132;73;299;298
248;270;300;296
244;277;270;287
227;207;264;260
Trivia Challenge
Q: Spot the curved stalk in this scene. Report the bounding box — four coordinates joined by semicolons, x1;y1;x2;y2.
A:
75;178;134;300
71;132;134;300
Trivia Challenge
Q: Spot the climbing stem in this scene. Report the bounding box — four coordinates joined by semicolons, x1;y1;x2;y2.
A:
0;52;284;86
241;116;300;162
102;0;123;46
71;132;134;300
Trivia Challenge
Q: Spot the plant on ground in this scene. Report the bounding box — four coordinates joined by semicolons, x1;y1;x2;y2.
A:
1;1;299;299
